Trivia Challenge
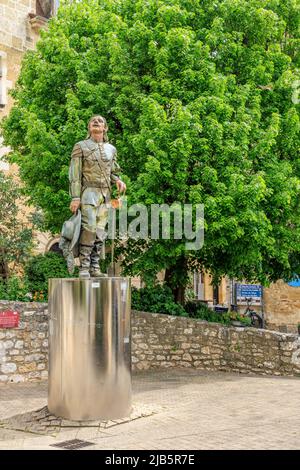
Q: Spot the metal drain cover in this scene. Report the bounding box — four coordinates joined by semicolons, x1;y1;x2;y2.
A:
51;439;94;450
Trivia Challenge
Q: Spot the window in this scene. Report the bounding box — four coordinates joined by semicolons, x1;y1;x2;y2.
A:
193;271;204;300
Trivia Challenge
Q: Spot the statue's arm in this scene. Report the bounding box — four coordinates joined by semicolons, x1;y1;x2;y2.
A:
110;149;122;184
69;143;82;200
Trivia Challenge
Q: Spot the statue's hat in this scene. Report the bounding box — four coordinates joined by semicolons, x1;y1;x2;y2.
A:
61;209;81;251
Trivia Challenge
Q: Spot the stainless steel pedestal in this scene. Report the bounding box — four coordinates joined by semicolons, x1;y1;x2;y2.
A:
48;277;131;421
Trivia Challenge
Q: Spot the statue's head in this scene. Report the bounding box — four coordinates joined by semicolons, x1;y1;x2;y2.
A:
87;115;108;141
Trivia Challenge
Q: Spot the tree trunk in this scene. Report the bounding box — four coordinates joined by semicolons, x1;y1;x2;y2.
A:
165;256;188;305
0;251;8;281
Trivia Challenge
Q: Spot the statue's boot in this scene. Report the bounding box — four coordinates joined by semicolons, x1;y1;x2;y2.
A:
90;239;107;277
79;245;93;278
79;229;95;279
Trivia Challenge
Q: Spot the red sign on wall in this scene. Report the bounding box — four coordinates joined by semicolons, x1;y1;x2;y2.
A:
0;310;20;328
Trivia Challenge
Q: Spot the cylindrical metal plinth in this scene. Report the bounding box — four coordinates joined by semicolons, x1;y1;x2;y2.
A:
48;277;131;421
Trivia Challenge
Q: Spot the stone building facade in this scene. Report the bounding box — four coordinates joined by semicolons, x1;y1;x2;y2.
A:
0;0;59;255
264;281;300;333
193;273;300;334
0;0;52;113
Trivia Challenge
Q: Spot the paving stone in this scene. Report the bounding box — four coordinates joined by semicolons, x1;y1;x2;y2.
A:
0;370;299;449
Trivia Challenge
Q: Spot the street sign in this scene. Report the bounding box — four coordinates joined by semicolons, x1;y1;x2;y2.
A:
0;310;19;328
235;284;262;305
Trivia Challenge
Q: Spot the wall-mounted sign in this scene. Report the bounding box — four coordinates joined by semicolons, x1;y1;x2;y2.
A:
235;284;262;305
0;310;19;328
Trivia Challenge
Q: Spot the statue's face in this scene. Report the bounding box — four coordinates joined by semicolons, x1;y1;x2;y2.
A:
88;116;107;134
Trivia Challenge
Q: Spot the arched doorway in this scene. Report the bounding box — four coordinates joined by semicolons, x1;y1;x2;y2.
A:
48;242;63;256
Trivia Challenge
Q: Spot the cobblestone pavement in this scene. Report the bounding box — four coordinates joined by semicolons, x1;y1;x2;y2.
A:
0;369;299;450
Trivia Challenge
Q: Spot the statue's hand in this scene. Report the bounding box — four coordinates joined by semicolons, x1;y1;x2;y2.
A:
70;199;81;213
116;180;126;193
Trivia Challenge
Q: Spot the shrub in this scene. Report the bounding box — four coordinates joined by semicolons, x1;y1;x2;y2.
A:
24;252;73;300
132;285;187;317
0;276;31;302
185;301;223;322
185;302;251;326
227;312;252;327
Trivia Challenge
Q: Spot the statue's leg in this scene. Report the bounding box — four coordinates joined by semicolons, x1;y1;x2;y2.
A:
90;200;109;277
79;204;96;278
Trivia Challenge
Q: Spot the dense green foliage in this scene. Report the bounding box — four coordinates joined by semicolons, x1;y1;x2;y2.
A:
0;171;33;279
185;301;251;325
2;0;300;296
0;252;71;301
132;288;251;324
132;284;187;316
0;276;31;302
24;252;73;299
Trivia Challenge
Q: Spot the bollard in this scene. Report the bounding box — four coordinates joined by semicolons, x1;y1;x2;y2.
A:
48;277;131;421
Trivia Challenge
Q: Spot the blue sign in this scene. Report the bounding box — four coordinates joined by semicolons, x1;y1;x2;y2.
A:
236;284;262;298
287;276;300;287
236;284;262;305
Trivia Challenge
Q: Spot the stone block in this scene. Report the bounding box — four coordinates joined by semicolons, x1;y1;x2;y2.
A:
182;353;192;361
174;335;187;341
136;353;145;360
28;371;41;379
156;355;165;361
18;362;36;373
184;328;193;334
136;361;150;370
1;362;17;373
280;342;296;351
9;374;25;383
9;349;19;355
4;331;16;339
160;361;173;368
178;361;192;367
263;361;275;369
14;356;24;362
138;343;149;350
24;311;35;316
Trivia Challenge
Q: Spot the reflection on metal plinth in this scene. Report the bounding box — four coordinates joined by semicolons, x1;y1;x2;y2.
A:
48;277;131;421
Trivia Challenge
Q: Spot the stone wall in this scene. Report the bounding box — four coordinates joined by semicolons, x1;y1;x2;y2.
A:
1;301;300;383
0;301;48;383
132;311;300;376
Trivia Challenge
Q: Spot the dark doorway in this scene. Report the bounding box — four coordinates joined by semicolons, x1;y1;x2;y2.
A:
49;242;63;256
213;285;219;305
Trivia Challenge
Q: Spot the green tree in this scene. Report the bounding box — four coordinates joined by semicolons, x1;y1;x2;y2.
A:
0;171;34;279
1;0;300;302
